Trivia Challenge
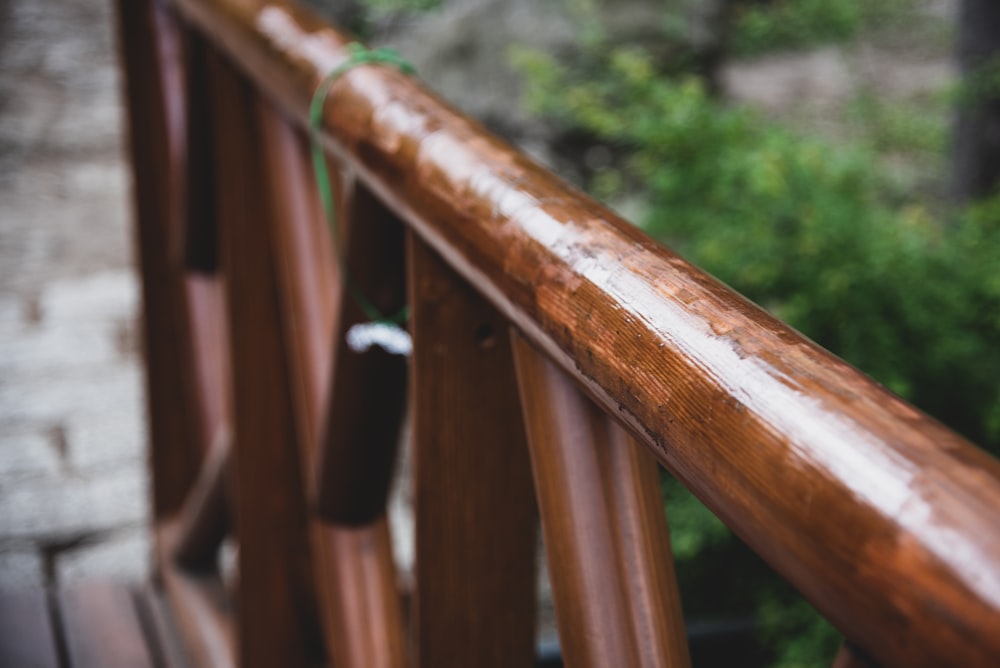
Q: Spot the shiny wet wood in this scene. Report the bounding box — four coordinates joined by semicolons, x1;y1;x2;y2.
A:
408;234;537;667
158;2;1000;664
258;94;407;668
313;181;408;526
513;334;690;668
116;0;202;520
209;47;321;668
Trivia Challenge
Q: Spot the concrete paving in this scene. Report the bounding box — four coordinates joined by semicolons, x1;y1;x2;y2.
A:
0;0;150;586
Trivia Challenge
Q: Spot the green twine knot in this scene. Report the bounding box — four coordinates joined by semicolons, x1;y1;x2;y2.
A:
309;43;415;328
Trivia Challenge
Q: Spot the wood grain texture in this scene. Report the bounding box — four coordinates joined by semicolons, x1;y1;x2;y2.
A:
115;0;202;520
513;334;689;668
0;589;59;668
209;47;320;668
258;93;407;668
158;520;236;668
59;584;156;668
140;583;196;668
408;234;537;668
155;2;1000;664
173;430;232;570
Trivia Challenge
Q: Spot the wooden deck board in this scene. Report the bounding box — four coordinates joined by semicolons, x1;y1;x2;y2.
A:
0;583;191;668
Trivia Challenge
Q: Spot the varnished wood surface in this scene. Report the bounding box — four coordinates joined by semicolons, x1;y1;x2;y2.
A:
0;589;59;668
116;0;203;520
209;47;320;668
409;235;537;667
156;2;1000;665
173;431;232;570
513;334;689;668
158;520;236;668
0;584;192;668
313;182;408;525
258;90;407;668
59;584;156;667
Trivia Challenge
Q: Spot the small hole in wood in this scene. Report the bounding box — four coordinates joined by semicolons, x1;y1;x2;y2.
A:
474;322;496;349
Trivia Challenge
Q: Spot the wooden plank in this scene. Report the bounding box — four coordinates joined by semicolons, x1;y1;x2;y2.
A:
138;583;196;668
408;234;537;668
158;520;236;668
115;0;202;520
59;583;155;668
312;181;408;526
0;589;59;668
315;518;407;668
208;47;320;668
604;420;690;668
173;431;232;570
256;100;407;668
512;334;690;668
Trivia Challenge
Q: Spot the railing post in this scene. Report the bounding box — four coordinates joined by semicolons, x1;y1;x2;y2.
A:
408;234;538;667
257;96;407;668
115;0;202;520
207;47;321;668
512;333;691;668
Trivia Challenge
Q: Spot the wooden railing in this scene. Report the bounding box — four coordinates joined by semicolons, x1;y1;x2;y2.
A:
115;1;1000;667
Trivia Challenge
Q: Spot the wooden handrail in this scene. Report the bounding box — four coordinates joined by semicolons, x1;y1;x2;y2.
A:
119;1;1000;666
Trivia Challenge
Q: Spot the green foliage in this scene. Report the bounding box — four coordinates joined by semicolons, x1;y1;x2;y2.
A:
732;0;861;55
516;40;1000;667
730;0;915;56
360;0;440;19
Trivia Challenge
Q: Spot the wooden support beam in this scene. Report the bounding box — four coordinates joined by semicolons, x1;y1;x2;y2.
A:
257;94;407;668
208;46;320;668
408;235;537;668
158;520;236;668
313;182;408;526
513;333;690;668
173;430;232;571
115;0;201;520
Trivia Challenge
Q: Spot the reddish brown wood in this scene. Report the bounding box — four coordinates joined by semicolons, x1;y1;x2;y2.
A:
833;645;880;668
0;589;59;668
116;0;202;520
257;89;407;668
58;584;156;667
408;234;537;667
313;181;408;526
153;3;1000;664
208;46;320;668
513;334;689;668
140;583;196;668
158;520;236;668
315;518;407;668
173;431;232;570
604;416;690;668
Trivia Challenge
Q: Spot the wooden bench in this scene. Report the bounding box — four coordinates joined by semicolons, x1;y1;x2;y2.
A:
0;583;188;667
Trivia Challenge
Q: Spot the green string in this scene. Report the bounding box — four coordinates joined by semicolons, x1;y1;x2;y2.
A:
309;43;415;326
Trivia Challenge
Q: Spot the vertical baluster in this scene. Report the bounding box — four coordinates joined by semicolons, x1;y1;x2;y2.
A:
257;98;406;668
312;185;408;526
408;235;537;667
512;334;690;668
115;0;201;520
207;48;320;668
